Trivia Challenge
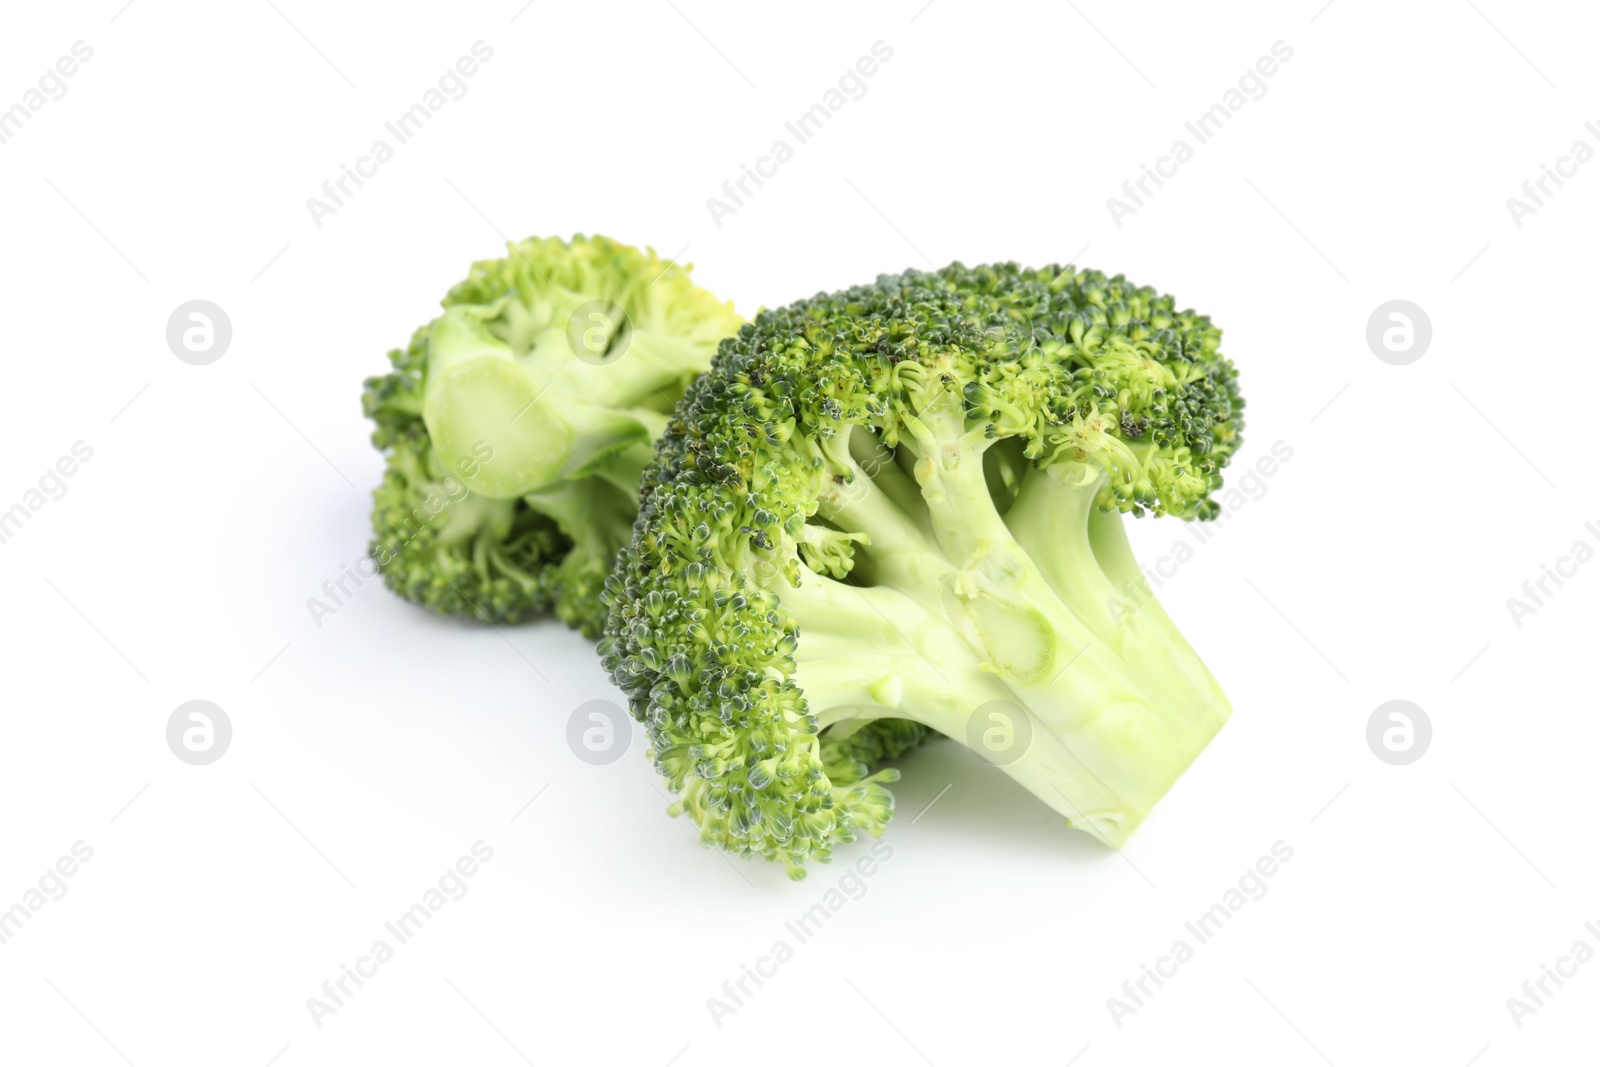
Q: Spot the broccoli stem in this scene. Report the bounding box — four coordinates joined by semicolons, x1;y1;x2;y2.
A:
523;477;637;572
432;491;515;545
779;406;1231;847
1008;462;1222;700
589;429;662;499
423;306;694;499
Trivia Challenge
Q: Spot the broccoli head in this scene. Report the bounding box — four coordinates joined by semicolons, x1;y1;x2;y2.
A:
363;235;743;633
600;262;1244;877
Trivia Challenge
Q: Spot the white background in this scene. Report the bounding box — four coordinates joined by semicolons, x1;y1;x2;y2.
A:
1;1;1595;1064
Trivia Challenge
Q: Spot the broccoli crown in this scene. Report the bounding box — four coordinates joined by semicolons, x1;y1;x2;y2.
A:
601;262;1242;876
362;235;742;634
442;234;740;360
369;422;570;622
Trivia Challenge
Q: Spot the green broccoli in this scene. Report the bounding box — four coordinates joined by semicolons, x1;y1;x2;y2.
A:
363;235;743;634
600;262;1243;877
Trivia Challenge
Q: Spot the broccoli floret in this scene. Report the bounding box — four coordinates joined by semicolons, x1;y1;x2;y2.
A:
600;262;1244;877
362;235;743;634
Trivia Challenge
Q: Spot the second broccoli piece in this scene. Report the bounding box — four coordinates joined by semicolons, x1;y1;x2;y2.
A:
364;235;743;634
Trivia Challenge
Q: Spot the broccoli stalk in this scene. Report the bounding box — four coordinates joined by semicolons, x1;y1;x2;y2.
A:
779;396;1229;847
602;261;1244;876
421;306;659;495
365;326;568;623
